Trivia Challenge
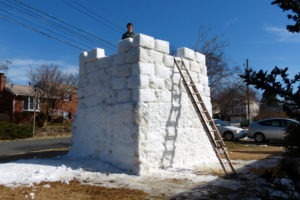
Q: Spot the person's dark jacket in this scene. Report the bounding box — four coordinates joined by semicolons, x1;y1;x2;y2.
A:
122;31;136;40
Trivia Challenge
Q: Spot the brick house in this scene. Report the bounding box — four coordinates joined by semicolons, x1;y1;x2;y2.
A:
0;73;77;122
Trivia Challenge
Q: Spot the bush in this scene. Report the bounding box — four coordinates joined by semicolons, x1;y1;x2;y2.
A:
0;113;10;122
36;112;47;127
0;121;32;140
21;112;33;123
52;116;64;124
284;123;300;154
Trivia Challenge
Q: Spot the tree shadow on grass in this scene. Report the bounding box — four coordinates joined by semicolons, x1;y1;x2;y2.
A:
169;155;299;200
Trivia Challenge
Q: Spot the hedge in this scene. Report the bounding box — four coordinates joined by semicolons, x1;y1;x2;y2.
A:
0;121;32;140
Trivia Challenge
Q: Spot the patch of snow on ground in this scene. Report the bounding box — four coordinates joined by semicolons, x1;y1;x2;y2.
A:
0;156;219;195
43;184;51;188
0;155;283;196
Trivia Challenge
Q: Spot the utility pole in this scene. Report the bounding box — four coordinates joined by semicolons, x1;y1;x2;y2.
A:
33;87;37;137
246;59;250;121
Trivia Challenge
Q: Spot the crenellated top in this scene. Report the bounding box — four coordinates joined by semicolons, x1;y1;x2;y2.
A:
79;33;206;66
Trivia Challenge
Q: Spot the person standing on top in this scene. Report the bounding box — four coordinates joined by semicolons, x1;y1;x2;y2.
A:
122;23;136;40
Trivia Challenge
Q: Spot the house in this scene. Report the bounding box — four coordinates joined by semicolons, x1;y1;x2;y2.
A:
225;98;260;123
0;73;77;122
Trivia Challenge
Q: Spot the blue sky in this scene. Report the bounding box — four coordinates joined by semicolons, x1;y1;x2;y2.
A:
0;0;299;85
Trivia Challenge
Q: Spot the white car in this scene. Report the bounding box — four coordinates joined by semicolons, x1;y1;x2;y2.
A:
214;119;247;141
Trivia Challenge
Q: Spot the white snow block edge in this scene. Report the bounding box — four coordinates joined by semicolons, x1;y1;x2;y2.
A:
154;39;170;54
79;51;88;64
86;48;105;62
118;38;133;52
177;47;195;60
133;34;155;49
195;52;206;65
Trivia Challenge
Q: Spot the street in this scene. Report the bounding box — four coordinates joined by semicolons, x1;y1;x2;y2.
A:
0;137;71;162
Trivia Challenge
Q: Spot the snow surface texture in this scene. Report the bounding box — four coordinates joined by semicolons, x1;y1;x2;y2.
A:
0;156;287;198
68;33;220;175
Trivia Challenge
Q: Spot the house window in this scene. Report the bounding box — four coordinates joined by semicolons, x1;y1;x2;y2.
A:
63;94;72;101
23;97;40;112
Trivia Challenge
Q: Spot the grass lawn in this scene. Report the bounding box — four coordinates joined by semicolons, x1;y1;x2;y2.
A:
225;140;284;160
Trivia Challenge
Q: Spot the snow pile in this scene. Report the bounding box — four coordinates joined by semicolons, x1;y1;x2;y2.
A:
0;156;295;198
68;33;219;175
0;157;220;195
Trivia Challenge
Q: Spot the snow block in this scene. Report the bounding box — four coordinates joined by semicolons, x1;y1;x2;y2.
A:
126;47;151;63
113;52;126;65
86;48;105;62
118;38;133;53
69;33;220;175
177;47;195;60
163;55;174;68
127;75;149;89
112;77;127;90
117;89;132;103
133;34;155;49
133;88;156;102
155;63;172;79
151;50;164;63
154;39;170;54
195;52;206;65
79;51;88;65
116;64;131;77
132;62;154;75
190;61;201;73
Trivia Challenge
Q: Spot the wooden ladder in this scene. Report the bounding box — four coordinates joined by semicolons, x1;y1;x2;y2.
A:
173;56;236;175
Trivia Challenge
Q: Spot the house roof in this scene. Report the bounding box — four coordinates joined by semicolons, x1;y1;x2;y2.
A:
5;82;77;98
5;83;35;97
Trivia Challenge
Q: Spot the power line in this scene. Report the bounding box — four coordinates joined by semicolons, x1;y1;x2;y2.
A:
0;1;116;52
13;0;118;49
0;7;94;50
62;0;123;33
0;14;86;51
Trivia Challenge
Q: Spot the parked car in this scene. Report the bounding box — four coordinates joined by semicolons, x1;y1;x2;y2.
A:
247;118;299;142
214;119;247;141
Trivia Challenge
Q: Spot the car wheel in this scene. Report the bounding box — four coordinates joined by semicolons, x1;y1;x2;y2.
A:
224;132;234;141
254;133;265;143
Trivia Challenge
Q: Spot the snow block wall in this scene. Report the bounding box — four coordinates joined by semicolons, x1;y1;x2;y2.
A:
68;34;222;175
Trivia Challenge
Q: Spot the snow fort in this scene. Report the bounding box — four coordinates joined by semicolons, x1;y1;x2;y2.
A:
68;33;223;175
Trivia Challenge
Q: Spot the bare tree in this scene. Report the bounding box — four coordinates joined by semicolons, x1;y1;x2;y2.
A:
27;64;77;122
0;59;12;78
194;27;240;97
212;80;258;119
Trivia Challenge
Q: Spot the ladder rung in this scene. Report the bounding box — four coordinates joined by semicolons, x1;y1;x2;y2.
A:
164;150;175;154
172;106;180;109
166;121;176;126
166;135;176;140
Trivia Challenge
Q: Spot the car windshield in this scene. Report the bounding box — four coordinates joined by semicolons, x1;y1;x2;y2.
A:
215;120;229;126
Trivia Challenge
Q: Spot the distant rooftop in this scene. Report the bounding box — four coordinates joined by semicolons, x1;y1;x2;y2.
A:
5;83;35;97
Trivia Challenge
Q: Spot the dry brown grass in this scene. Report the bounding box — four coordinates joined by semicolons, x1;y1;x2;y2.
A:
0;180;164;200
224;141;284;160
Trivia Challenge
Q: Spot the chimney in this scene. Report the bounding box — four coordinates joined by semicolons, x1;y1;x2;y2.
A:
0;73;6;91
